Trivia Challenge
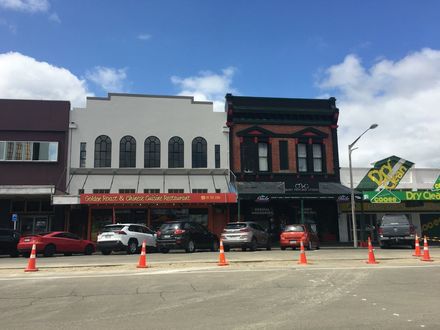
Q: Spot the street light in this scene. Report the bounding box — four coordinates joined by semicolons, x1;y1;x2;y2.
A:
349;123;378;248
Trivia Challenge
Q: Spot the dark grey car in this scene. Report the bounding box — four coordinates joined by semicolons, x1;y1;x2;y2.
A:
377;214;416;248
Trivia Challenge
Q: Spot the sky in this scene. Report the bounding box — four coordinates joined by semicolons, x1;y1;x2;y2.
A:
1;0;440;168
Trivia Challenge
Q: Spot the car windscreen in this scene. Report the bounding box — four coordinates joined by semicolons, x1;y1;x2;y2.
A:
381;216;409;225
160;223;182;231
102;225;125;232
225;223;247;229
283;225;305;232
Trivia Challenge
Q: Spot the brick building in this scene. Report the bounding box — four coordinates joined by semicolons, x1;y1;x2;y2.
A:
226;94;351;242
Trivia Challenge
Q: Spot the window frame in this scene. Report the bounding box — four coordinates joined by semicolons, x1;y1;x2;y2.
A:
94;135;112;168
192;137;207;168
119;135;136;168
144;136;160;168
0;141;58;162
168;136;184;168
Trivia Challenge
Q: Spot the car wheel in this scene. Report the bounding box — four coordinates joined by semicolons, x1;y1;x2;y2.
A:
101;249;112;255
127;239;139;254
250;238;258;251
84;244;94;255
43;244;55;257
316;244;320;250
266;239;272;251
241;247;247;252
307;241;312;251
64;252;73;256
379;242;388;249
211;240;219;252
22;252;30;258
280;246;287;251
160;247;169;253
224;245;230;252
185;240;195;253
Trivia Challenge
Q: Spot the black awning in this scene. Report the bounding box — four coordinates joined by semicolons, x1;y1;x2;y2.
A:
318;182;361;195
237;182;285;194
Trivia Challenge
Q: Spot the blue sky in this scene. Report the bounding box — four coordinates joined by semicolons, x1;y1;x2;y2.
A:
1;0;440;168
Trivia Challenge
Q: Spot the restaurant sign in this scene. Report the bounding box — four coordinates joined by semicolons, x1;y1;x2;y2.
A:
356;156;414;191
80;193;237;205
364;190;440;202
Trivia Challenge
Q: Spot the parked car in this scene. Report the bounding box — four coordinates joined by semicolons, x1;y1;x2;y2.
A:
280;224;320;250
220;221;271;251
0;228;20;257
17;231;95;257
156;221;219;253
97;223;156;255
377;214;415;248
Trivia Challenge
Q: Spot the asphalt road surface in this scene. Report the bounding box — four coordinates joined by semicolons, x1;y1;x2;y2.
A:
0;254;439;329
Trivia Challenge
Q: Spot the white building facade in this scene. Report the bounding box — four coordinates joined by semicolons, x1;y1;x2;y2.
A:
54;94;236;240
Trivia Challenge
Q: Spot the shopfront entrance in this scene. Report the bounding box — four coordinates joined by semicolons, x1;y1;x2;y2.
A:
20;215;51;235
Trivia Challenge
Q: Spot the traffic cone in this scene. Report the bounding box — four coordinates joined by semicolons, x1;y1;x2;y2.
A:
421;236;433;262
218;239;229;266
137;240;148;268
412;234;421;257
366;237;378;264
298;239;308;265
24;244;38;272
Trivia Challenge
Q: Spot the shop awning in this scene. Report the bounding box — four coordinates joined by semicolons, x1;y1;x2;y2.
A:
237;182;285;194
0;185;55;195
318;182;361;195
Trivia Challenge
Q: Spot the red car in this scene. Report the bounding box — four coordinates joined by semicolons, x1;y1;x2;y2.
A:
280;224;320;250
18;231;96;257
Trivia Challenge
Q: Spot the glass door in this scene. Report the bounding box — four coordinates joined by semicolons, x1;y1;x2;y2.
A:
20;216;50;235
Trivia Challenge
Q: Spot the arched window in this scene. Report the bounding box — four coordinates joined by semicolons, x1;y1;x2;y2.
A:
192;137;207;168
119;136;136;168
144;136;160;168
94;135;112;168
168;136;184;168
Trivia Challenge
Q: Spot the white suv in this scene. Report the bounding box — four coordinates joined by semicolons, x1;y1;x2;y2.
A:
97;224;156;255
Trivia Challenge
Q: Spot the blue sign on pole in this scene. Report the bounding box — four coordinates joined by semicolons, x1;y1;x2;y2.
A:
12;213;18;222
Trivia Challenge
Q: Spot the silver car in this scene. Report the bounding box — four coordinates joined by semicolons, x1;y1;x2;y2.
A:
220;221;271;251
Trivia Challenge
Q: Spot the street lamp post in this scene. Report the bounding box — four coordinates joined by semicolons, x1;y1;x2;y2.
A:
349;124;378;248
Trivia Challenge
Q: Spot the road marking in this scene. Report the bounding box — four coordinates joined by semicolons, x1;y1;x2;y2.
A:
362;298;367;301
393;313;400;317
382;308;387;311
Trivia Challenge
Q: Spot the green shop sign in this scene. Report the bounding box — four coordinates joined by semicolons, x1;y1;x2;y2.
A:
433;175;440;192
356;156;414;191
364;190;440;203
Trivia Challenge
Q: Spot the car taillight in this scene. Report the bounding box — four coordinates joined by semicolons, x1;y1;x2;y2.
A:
156;230;161;237
239;228;250;232
378;228;383;235
115;231;127;235
174;229;186;235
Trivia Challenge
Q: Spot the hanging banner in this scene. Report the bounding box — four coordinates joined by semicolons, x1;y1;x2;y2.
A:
356;156;414;191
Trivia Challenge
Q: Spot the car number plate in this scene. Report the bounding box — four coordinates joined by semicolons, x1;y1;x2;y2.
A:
24;238;30;242
290;240;297;244
163;235;170;238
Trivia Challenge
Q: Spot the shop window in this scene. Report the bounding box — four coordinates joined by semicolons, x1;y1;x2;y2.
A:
192;137;207;168
26;201;40;212
192;189;208;193
119;189;136;193
144;189;160;193
240;137;257;173
297;143;308;172
215;144;220;168
144;136;160;168
78;189;85;195
119;136;136;168
80;142;86;168
168;189;184;193
312;144;323;172
168;136;184;168
41;200;53;212
93;189;110;193
94;135;112;168
11;200;25;212
215;189;221;193
279;141;289;170
297;143;324;173
189;209;208;227
0;141;58;162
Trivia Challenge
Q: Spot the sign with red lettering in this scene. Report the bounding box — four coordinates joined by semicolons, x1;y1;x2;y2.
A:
80;193;237;204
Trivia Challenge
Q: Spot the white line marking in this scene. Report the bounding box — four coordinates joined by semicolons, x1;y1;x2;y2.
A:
362;298;367;301
353;294;357;297
382;308;387;311
393;313;400;317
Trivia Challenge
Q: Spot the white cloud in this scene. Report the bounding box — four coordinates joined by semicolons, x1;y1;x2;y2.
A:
48;12;60;23
137;33;151;41
171;67;237;112
0;0;49;12
319;48;440;168
0;52;90;107
85;66;128;92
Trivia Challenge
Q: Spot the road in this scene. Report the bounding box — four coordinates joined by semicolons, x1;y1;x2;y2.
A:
0;248;439;329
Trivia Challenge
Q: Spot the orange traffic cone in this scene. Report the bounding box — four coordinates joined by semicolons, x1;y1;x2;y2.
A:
366;237;378;264
137;240;148;268
24;243;38;272
298;239;308;265
218;239;229;266
421;236;433;262
412;234;421;257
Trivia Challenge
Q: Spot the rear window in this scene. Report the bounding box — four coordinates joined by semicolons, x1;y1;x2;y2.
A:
160;223;182;231
102;225;125;232
225;223;247;229
381;215;409;225
283;225;305;232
